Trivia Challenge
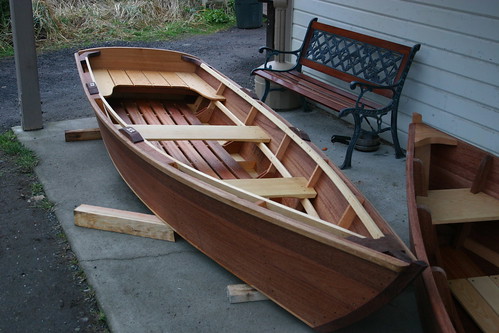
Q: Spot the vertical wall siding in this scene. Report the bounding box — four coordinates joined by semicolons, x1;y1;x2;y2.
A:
291;0;499;154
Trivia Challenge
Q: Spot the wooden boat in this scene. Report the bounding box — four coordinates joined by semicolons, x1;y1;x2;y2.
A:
75;47;425;332
406;113;499;333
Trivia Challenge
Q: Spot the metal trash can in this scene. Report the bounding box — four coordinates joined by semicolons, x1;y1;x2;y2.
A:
235;0;263;29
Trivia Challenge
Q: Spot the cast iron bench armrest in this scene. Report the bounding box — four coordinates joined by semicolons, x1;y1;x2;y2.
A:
340;81;398;130
251;47;301;73
349;81;399;94
347;81;398;110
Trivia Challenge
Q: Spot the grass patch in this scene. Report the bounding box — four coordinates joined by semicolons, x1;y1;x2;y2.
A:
1;0;236;57
0;130;55;211
35;197;56;211
0;130;38;173
31;181;44;195
31;181;55;211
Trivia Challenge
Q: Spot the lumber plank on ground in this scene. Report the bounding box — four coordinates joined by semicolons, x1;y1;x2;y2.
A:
226;284;269;304
74;204;175;242
64;128;102;142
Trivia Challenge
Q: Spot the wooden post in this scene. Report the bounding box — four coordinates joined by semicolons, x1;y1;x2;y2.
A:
9;0;43;130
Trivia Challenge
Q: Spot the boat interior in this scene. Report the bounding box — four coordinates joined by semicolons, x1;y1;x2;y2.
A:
81;53;393;242
410;114;499;332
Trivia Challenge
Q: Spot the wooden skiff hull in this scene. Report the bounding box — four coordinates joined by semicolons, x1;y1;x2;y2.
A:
76;47;424;332
406;114;499;333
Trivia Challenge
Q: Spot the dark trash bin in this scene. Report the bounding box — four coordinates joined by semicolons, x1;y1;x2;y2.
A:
235;0;263;29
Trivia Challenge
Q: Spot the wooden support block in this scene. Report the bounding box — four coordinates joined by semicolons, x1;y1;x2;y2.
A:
74;204;175;242
227;284;269;304
65;128;102;142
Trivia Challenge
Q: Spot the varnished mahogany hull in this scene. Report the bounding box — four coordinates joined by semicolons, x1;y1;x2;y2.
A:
98;115;422;331
76;47;425;331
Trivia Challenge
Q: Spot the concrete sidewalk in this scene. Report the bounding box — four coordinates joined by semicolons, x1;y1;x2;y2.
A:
15;107;422;332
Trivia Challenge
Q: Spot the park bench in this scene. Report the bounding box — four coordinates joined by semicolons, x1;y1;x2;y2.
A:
252;18;420;169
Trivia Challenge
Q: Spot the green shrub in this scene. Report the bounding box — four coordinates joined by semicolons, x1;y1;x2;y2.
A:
201;8;231;24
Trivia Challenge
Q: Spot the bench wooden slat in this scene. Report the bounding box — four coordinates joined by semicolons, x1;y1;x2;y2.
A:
131;124;271;142
449;276;499;333
255;70;354;111
417;188;499;224
224;177;317;199
255;70;381;112
292;71;382;108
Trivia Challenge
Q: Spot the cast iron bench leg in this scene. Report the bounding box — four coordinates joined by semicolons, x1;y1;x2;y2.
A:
261;80;271;102
391;111;405;158
340;114;362;169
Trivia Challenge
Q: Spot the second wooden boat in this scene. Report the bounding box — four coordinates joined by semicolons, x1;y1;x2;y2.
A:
406;113;499;333
75;47;425;332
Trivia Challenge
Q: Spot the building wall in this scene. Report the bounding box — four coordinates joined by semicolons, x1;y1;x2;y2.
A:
290;0;499;154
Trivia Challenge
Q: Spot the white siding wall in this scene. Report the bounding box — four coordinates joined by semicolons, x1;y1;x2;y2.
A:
291;0;499;155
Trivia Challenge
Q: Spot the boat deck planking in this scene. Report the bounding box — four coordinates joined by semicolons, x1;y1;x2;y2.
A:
93;67;226;101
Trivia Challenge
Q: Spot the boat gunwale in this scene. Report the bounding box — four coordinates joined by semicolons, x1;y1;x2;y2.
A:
406;121;457;331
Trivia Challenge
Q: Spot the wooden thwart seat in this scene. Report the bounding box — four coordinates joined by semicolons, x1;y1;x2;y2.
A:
130;124;271;142
224;177;317;199
449;275;499;333
417;188;499;224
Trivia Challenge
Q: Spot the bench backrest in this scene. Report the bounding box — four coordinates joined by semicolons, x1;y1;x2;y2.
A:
299;19;419;98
